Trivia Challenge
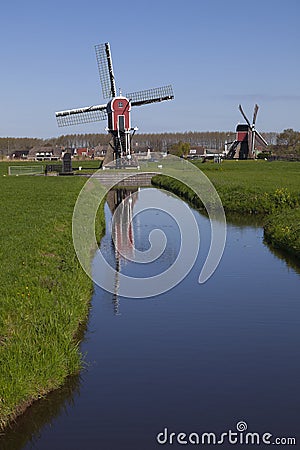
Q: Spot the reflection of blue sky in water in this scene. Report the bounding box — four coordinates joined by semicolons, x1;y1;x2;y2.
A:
109;189;181;278
92;188;200;298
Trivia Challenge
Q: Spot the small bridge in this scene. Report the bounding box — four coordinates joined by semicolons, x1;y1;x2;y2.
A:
92;171;157;187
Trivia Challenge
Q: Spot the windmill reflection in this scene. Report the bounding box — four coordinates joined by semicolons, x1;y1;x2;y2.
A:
106;188;139;314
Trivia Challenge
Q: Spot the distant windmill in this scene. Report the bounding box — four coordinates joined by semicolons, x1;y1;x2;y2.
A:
226;104;268;159
55;42;174;164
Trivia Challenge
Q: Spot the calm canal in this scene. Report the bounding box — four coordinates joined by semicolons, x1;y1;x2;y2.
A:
1;187;300;449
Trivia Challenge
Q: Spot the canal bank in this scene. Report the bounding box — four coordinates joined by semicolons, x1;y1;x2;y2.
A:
0;173;106;432
151;173;300;260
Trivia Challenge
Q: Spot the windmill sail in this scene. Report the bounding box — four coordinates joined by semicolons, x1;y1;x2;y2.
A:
127;85;174;107
56;104;107;127
252;104;259;125
238;104;251;127
254;130;268;148
95;43;117;99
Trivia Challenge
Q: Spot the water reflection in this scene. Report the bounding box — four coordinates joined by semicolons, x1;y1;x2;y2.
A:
98;187;182;312
264;240;300;276
106;188;139;314
224;212;300;275
0;376;80;450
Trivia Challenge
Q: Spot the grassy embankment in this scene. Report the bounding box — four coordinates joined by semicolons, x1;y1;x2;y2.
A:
152;160;300;258
0;161;105;430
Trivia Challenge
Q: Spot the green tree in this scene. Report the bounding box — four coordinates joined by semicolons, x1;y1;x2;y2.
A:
168;141;190;157
276;129;300;154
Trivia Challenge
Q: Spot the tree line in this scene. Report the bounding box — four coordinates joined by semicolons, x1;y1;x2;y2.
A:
0;138;43;155
0;131;276;151
1;131;299;158
272;129;300;155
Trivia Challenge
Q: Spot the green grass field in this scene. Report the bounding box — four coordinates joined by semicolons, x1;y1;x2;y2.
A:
0;164;105;430
193;160;300;213
264;208;300;257
194;160;300;193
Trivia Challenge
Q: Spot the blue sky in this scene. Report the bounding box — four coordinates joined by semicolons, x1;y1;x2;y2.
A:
1;0;299;138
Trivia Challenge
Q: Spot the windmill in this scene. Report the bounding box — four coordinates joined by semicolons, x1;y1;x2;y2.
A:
226;104;268;159
55;42;174;164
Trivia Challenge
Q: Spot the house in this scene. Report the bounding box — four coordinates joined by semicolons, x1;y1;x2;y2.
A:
187;146;205;159
11;150;30;159
74;145;107;158
204;148;223;159
28;146;62;161
93;145;107;157
75;147;89;157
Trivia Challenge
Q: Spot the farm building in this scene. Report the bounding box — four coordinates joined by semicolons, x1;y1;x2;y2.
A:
28;146;62;161
187;146;205;159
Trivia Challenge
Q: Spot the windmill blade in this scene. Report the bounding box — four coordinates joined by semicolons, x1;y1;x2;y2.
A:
238;104;251;127
56;104;107;127
95;43;117;99
252;104;259;126
127;85;174;107
254;130;268;148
